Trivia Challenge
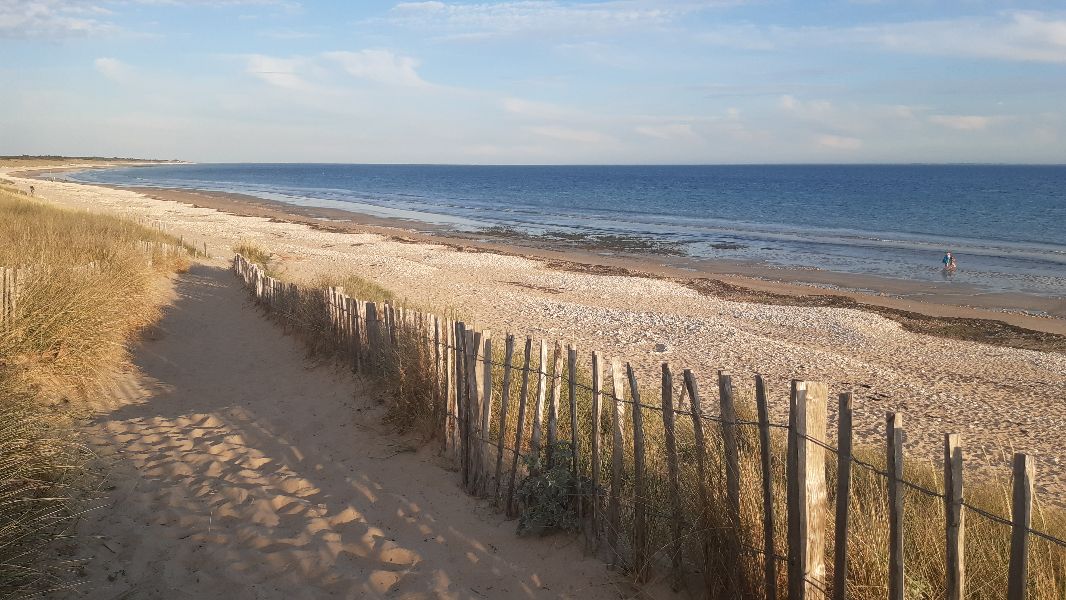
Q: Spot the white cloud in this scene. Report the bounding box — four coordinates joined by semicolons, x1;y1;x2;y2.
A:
526;125;612;144
816;134;862;150
502;97;579;120
635;123;699;141
699;11;1066;64
245;54;312;91
323;50;426;87
0;0;299;39
0;0;116;38
387;0;705;39
927;115;999;131
93;57;133;82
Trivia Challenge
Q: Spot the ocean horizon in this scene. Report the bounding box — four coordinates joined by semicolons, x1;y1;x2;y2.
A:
66;163;1066;302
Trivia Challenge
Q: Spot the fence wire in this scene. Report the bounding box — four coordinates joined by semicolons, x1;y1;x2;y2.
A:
235;256;1066;560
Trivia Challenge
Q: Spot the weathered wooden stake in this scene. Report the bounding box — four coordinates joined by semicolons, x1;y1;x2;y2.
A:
445;320;456;459
607;358;626;567
494;334;516;506
786;379;799;595
627;363;648;584
464;328;480;492
530;340;549;462
479;331;495;496
754;375;778;600
365;302;379;375
660;363;684;591
718;370;741;525
506;336;534;518
1008;453;1035;600
887;412;904;600
684;369;714;595
945;433;965;600
546;341;563;466
589;351;603;546
833;392;853;600
567;344;581;512
788;381;829;600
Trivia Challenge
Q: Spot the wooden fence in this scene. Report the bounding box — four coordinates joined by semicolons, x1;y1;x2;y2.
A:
233;253;1065;600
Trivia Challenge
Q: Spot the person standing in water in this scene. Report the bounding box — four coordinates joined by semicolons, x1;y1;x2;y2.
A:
942;251;956;271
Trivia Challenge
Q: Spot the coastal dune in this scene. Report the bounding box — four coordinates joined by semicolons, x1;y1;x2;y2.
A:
9;171;1066;500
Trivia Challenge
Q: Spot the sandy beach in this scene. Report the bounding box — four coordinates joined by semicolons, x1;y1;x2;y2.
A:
6;169;1066;504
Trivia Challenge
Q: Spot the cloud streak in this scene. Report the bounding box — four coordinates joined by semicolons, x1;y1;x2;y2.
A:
386;0;740;40
699;11;1066;64
324;50;426;87
0;0;117;38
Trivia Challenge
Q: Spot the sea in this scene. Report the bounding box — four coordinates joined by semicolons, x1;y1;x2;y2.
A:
64;164;1066;301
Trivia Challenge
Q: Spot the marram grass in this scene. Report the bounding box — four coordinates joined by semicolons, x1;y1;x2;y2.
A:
0;186;188;595
239;243;1066;600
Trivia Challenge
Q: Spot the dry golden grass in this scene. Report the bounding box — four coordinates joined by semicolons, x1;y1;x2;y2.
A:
234;247;1066;599
313;272;395;305
232;240;274;274
0;187;189;595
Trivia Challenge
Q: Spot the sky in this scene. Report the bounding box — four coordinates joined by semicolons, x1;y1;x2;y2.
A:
1;1;1065;164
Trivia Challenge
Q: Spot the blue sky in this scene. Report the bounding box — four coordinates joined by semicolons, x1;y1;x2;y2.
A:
1;1;1065;164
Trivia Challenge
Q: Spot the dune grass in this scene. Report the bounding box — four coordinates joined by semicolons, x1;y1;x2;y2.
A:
232;241;273;274
0;187;189;595
233;245;1066;599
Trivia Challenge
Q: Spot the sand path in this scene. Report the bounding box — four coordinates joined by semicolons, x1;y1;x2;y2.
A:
54;265;628;600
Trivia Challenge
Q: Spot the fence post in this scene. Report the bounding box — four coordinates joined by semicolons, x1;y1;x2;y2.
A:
455;323;468;481
684;369;714;595
530;340;549;464
365;302;378;375
789;381;829;600
718;369;743;596
470;329;486;493
589;351;603;548
568;343;581;519
607;358;626;567
494;334;516;506
546;341;563;467
463;328;479;492
1008;453;1035;600
444;320;456;459
754;375;778;600
351;297;362;372
945;433;965;600
479;331;495;496
833;392;853;600
506;336;534;518
661;363;684;591
887;412;905;600
627;363;649;584
719;371;741;537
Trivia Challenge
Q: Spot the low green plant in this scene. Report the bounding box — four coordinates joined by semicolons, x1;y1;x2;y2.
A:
313;272;394;304
516;441;583;536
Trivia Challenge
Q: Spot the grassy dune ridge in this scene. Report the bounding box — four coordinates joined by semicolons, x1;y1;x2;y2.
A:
238;242;1066;599
0;185;189;595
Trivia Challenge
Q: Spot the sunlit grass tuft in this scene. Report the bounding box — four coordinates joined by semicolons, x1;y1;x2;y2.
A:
0;187;187;594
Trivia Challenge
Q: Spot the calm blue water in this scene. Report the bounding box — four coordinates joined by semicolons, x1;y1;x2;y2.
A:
66;164;1066;300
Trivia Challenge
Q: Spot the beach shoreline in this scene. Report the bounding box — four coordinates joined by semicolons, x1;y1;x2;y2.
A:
6;166;1066;500
25;168;1064;336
